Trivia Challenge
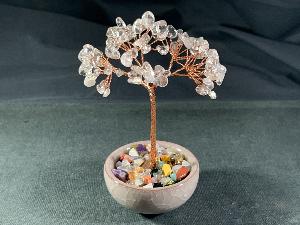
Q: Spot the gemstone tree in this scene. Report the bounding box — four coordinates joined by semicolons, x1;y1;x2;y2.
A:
78;11;227;168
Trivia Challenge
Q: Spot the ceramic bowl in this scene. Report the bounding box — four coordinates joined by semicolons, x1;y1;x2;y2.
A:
103;140;200;214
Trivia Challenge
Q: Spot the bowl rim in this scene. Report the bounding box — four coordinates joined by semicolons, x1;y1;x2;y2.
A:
104;140;200;192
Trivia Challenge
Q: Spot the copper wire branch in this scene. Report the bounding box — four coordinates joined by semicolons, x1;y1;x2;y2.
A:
100;32;208;169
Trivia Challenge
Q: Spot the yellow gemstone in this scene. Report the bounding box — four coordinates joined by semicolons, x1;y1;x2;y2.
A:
160;155;170;163
162;164;172;176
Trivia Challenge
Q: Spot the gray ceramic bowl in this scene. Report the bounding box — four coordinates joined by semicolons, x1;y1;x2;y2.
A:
104;140;200;214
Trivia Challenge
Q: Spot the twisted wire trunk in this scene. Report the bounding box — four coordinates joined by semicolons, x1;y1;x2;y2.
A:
149;85;157;168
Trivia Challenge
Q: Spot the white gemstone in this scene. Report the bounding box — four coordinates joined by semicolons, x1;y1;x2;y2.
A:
127;73;142;85
167;25;177;39
129;148;139;157
78;63;90;76
115;69;125;77
141;11;155;28
141;45;151;54
215;64;226;85
142;62;155;83
116;17;126;27
96;80;106;94
154;65;165;76
195;85;209;96
133;18;145;34
130;48;138;58
133;158;145;167
103;65;113;75
133;33;151;47
120;51;133;67
153;20;167;34
91;48;103;67
203;77;214;90
208;91;217;99
105;46;120;59
102;88;110;97
78;44;94;62
155;75;168;87
156;45;169;55
84;76;96;87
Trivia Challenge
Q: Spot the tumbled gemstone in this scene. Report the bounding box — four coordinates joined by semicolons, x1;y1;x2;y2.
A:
129;148;139;157
195;84;209;96
208;91;217;99
156;45;169;55
141;45;151;54
78;63;90;76
130;48;138;58
127;73;142;85
78;44;94;62
120;51;133;67
170;173;177;181
203;77;214;90
142;62;155;83
154;65;165;76
133;33;150;47
133;18;145;34
155;75;168;87
152;20;168;40
83;75;97;87
182;160;191;170
112;168;128;182
103;65;113;75
160;177;174;186
136;144;147;154
116;17;126;27
141;11;155;28
176;166;189;180
96;80;106;94
133;158;145;167
105;45;120;59
215;64;227;85
167;25;177;39
114;68;125;77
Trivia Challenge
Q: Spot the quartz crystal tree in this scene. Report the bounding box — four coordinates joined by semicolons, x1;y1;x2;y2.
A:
78;11;227;168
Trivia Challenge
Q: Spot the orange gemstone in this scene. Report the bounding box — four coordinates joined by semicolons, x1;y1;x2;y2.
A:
176;166;189;180
143;175;152;184
135;167;144;173
123;154;133;163
128;171;137;181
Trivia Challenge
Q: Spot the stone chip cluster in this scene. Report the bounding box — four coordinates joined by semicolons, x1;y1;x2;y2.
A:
78;11;227;99
112;143;191;188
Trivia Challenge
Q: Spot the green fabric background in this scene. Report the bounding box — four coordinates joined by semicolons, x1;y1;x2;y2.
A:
0;100;299;225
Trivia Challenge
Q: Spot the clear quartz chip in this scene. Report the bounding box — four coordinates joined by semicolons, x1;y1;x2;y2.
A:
116;17;126;27
133;18;145;34
202;77;214;90
114;68;125;77
208;91;217;99
156;45;169;55
96;80;106;94
167;25;177;39
84;75;97;87
103;88;111;97
121;51;133;67
141;11;155;28
78;44;94;62
105;45;120;59
195;84;209;96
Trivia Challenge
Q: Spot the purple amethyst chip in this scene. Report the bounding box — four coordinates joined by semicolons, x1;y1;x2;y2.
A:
112;168;128;182
136;144;147;154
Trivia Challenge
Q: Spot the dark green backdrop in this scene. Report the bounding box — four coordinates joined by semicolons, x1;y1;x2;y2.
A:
0;1;299;224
